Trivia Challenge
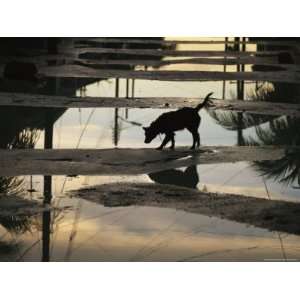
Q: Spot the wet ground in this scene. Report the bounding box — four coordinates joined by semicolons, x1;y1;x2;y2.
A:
1;37;300;261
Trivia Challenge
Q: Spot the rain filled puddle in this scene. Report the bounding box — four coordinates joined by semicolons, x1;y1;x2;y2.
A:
1;37;300;261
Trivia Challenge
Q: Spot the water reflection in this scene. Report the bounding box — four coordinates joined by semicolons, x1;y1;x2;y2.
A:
149;165;199;189
0;175;35;258
0;76;57;261
0;107;59;251
0;129;33;237
72;181;300;237
0;176;23;195
42;176;52;262
3;169;300;261
245;117;300;187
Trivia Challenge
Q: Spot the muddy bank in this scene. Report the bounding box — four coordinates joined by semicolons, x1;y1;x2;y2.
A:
71;182;300;235
0;146;287;176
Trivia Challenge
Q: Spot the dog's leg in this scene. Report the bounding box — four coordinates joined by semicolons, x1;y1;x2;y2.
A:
190;131;198;150
156;134;171;150
187;126;199;150
196;132;200;148
169;132;175;149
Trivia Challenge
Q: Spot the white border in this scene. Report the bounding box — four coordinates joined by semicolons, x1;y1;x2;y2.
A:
1;263;299;300
1;1;300;299
0;0;299;36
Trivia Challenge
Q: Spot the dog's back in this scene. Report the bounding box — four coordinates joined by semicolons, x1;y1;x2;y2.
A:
153;107;200;134
152;91;213;134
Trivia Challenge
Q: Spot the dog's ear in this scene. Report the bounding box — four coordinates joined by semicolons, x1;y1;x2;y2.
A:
142;127;148;131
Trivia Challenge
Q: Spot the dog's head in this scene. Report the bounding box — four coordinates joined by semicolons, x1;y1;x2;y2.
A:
143;126;158;144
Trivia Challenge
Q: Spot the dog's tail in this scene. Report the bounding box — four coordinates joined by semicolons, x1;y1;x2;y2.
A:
195;92;213;112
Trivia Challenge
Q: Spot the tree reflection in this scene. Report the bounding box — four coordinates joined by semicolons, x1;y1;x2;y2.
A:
0;128;39;199
208;82;279;132
0;129;40;236
208;109;273;131
9;128;40;149
0;177;23;195
245;117;300;186
207;77;300;187
0;214;33;234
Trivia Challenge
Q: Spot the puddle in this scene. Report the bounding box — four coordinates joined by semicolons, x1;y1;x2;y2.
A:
0;157;299;262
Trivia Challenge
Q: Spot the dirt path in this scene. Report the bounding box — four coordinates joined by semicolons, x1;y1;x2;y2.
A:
0;146;288;176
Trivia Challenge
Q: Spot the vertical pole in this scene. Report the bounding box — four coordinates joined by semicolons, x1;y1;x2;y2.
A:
114;78;120;146
234;37;240;51
242;37;246;52
222;37;228;99
115;77;119;98
235;37;244;146
240;37;246;99
237;112;244;146
125;78;129;119
126;78;129;98
44;114;53;151
236;37;246;100
132;79;135;98
30;176;33;192
236;37;241;99
114;109;119;147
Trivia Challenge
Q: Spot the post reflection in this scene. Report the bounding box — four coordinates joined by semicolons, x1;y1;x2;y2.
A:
42;175;52;262
42;115;53;262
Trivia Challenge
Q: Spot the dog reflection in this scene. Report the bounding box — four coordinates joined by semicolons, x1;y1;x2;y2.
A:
148;165;199;189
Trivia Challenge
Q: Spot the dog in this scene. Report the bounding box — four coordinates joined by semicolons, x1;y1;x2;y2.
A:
143;92;213;150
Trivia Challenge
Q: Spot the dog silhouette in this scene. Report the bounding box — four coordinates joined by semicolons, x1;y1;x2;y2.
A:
143;92;213;150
